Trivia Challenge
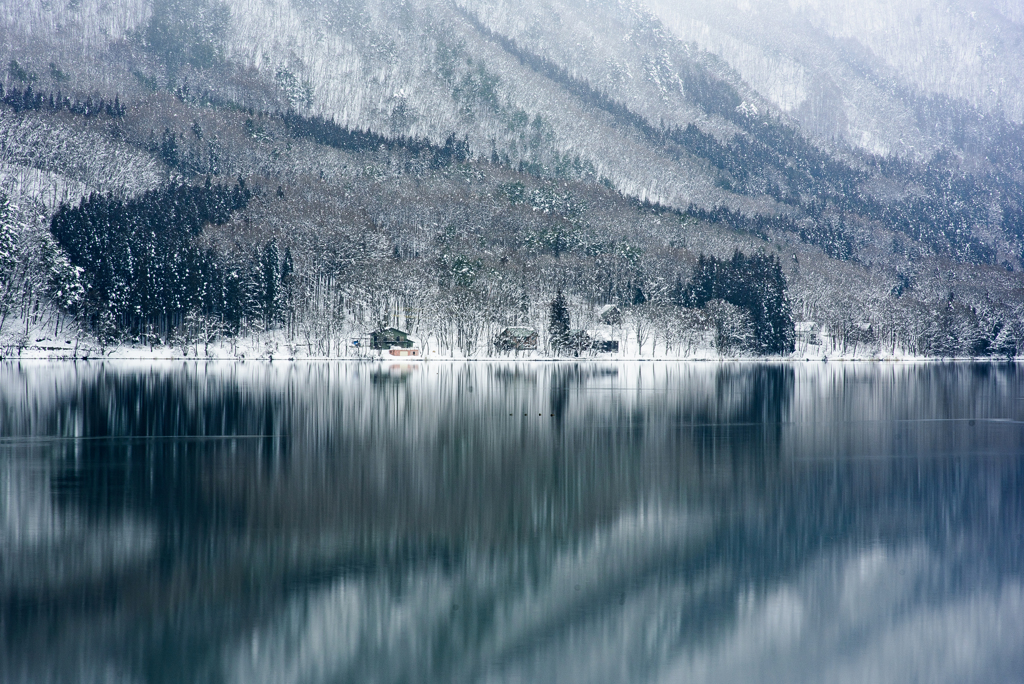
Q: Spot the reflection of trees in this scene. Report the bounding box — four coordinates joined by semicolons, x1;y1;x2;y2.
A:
1;362;1022;683
546;363;619;423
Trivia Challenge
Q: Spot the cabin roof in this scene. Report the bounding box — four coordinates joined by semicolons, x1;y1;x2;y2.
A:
502;327;537;337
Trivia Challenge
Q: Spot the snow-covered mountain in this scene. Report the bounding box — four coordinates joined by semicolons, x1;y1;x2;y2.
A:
2;0;1024;359
6;0;1024;204
645;0;1024;149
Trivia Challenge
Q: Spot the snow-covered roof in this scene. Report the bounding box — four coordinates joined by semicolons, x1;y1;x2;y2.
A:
501;327;537;337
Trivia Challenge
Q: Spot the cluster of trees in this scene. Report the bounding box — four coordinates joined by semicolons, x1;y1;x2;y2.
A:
458;9;1022;270
876;296;1019;359
0;82;126;117
0;194;83;348
514;4;1024;267
30;170;802;357
283;108;475;170
11;150;1016;359
539;250;795;357
455;8;872;262
281;110;436;157
48;180;265;345
143;0;231;74
0;80;1017;360
676;251;795;355
663;113;1007;266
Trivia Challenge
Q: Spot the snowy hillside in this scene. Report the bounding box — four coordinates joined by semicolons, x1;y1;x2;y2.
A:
2;0;1024;360
644;0;1024;155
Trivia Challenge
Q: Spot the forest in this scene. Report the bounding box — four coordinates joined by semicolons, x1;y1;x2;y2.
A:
2;0;1024;359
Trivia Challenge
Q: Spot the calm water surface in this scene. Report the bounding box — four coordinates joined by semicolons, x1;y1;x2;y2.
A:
1;361;1023;684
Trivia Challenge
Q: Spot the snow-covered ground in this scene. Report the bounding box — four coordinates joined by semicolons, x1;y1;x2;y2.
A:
0;318;988;362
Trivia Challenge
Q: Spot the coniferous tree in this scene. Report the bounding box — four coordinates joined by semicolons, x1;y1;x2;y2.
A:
261;240;279;328
0;195;16;333
548;289;570;353
160;128;179;168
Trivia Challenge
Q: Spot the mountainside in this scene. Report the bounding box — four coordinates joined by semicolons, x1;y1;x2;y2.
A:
2;0;1024;358
646;0;1024;148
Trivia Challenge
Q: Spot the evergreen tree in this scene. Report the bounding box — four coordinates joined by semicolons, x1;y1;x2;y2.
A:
160;128;178;168
548;289;570;352
0;195;14;275
261;240;279;328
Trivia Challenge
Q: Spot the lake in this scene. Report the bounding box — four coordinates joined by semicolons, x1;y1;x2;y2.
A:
2;361;1023;684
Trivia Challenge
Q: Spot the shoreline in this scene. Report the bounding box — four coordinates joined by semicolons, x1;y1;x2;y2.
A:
2;351;1019;364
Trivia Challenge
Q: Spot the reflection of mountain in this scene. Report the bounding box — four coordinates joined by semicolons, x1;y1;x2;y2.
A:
1;362;1023;683
2;362;798;540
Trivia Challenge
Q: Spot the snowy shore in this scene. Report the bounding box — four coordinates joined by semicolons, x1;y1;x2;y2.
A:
1;333;1012;363
2;313;1017;363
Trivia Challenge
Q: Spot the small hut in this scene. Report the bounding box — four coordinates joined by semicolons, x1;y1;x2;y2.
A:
794;321;820;347
371;328;415;350
495;327;539;351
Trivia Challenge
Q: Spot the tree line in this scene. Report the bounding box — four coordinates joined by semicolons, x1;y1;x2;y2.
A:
1;82;125;118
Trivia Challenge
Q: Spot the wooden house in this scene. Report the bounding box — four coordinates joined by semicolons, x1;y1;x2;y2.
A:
794;321;820;347
371;328;415;350
495;327;538;351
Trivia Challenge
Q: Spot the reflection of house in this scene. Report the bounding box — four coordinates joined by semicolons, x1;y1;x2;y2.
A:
598;304;622;326
371;328;414;350
795;321;820;346
495;327;538;351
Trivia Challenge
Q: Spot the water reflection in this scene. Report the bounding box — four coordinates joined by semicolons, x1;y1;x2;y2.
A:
1;361;1022;683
